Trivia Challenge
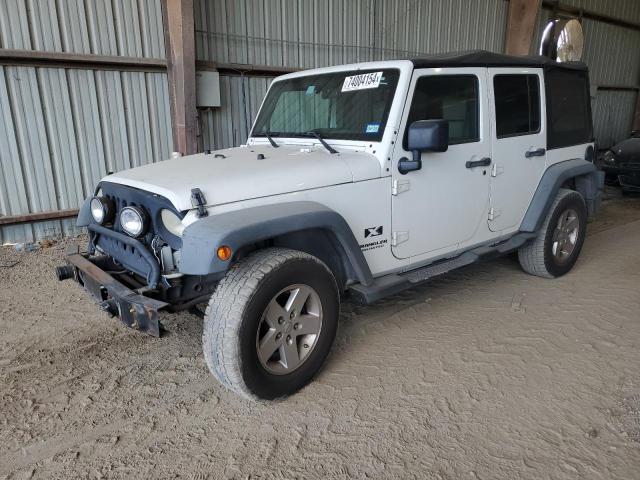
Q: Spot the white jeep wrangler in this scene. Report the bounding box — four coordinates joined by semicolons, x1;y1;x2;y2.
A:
58;51;603;400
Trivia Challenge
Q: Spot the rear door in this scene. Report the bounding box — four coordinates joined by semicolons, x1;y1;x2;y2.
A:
488;69;547;232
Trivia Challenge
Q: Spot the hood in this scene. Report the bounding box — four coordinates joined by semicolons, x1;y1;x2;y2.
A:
102;145;381;211
611;137;640;164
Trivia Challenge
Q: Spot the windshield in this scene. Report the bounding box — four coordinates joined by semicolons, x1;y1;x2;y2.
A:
251;69;400;142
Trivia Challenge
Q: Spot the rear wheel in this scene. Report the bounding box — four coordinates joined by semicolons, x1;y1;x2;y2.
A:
202;248;339;400
518;188;588;278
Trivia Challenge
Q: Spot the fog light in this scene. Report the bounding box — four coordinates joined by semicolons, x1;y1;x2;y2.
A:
217;245;232;261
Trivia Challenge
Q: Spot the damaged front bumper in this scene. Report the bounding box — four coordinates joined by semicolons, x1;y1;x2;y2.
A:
57;246;168;337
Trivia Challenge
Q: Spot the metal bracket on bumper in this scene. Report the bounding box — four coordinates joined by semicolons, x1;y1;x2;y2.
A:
61;246;168;337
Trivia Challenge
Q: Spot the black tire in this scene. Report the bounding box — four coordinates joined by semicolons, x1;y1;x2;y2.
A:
202;248;339;400
518;188;588;278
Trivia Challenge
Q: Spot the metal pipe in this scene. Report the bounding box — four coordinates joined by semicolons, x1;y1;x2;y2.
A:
596;85;640;92
196;60;299;77
541;0;640;32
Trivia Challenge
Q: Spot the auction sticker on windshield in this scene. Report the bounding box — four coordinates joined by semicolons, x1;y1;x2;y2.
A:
342;72;383;92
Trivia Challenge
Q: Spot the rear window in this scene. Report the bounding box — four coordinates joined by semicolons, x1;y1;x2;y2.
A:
494;74;540;138
545;68;593;149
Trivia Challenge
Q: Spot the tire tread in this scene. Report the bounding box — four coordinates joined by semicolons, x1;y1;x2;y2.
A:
202;248;334;400
518;188;584;278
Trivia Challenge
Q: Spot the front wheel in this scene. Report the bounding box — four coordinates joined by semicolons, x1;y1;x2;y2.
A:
202;248;339;400
518;188;588;278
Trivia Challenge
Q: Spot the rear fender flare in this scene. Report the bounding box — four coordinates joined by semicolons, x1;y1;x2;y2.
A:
520;158;604;233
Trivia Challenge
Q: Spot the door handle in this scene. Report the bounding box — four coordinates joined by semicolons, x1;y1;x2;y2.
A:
525;147;546;158
466;157;491;168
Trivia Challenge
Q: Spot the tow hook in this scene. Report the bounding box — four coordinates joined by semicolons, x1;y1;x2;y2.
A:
100;299;119;318
55;265;75;281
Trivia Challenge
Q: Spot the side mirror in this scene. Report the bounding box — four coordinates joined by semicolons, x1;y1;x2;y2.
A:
398;119;449;175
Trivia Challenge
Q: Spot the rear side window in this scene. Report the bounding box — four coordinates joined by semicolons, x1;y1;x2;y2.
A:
404;75;479;148
493;74;540;138
545;68;593;149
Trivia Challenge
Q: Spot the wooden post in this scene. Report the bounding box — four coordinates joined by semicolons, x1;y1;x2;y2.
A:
505;0;543;56
163;0;198;155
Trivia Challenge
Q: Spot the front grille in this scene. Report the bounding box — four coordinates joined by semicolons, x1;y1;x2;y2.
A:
105;194;146;238
89;182;185;286
89;223;162;287
98;181;183;250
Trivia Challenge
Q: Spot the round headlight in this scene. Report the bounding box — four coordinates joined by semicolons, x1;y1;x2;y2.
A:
120;206;148;237
603;150;616;164
161;209;185;237
90;196;114;224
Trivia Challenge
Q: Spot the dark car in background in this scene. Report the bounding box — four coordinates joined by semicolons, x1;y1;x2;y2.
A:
599;131;640;191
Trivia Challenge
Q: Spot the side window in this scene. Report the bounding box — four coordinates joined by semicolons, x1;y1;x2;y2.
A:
404;75;479;148
545;69;592;149
493;74;540;138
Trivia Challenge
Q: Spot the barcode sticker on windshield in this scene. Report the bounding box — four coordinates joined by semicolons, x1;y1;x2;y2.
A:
341;72;383;92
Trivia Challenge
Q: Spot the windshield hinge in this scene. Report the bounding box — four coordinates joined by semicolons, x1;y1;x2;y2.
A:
191;188;208;218
392;179;410;196
391;231;409;246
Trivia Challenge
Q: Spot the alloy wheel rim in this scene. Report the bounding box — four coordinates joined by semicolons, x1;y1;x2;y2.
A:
256;284;323;375
552;208;580;263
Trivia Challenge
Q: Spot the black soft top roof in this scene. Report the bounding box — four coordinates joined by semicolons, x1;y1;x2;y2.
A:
410;50;587;71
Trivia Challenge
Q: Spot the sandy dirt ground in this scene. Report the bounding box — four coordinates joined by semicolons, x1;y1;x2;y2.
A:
1;190;640;479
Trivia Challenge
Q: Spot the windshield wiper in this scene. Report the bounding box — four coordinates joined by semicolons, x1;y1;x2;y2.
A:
303;130;338;154
256;130;279;148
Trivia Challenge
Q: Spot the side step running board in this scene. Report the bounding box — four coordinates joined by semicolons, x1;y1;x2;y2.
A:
348;232;536;304
401;251;477;284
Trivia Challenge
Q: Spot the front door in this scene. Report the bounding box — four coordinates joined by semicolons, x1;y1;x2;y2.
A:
487;68;547;232
391;68;491;259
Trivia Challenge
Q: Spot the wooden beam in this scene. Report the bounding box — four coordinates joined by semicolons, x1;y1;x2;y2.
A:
505;0;542;55
0;49;167;72
0;209;79;226
163;0;197;155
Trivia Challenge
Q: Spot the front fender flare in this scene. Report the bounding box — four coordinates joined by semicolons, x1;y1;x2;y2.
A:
179;201;373;286
76;197;93;227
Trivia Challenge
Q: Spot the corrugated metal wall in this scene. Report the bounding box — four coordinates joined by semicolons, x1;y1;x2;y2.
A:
196;0;640;152
2;0;639;244
195;0;509;150
533;2;640;148
0;0;172;245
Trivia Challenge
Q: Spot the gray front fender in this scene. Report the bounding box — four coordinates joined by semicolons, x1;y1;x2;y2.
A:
76;197;93;227
179;201;373;286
